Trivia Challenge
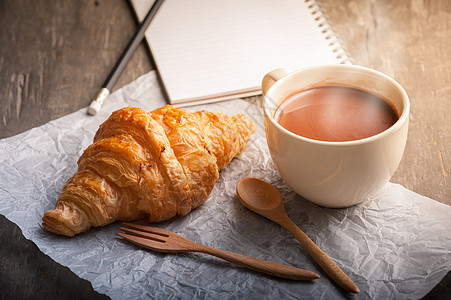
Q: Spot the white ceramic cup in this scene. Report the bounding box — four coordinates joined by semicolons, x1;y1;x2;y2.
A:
262;64;410;208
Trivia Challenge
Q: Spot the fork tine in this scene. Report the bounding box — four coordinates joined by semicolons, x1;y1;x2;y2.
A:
122;222;170;237
117;232;164;251
119;227;166;243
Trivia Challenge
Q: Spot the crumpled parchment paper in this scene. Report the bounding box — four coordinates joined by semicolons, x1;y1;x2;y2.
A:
0;71;450;299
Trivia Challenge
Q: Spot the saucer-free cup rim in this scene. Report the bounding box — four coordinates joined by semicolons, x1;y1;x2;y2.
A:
263;64;410;146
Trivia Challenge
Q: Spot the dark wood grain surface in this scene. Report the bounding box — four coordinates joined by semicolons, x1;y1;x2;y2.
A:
0;0;152;139
0;0;449;298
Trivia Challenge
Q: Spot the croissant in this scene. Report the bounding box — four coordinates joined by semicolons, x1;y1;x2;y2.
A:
42;105;255;236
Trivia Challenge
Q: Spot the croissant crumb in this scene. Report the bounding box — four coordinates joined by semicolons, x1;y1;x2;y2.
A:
42;105;256;236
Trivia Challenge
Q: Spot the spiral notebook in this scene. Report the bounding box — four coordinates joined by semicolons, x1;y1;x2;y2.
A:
130;0;351;106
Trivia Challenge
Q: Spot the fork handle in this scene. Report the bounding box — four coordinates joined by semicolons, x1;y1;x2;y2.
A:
194;244;319;281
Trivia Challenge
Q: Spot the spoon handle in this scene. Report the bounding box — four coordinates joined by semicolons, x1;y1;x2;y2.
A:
283;219;360;294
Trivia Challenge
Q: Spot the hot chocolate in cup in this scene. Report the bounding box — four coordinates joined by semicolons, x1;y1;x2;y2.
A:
262;64;410;208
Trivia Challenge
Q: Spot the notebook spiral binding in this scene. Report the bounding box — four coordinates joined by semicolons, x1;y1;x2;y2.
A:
305;0;353;65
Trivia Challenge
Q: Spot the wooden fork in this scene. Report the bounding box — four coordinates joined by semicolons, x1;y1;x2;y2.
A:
118;223;319;281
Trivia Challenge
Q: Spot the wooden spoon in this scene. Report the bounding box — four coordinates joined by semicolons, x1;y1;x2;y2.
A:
236;177;360;294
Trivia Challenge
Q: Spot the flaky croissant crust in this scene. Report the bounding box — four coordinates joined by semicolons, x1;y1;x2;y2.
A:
42;105;256;236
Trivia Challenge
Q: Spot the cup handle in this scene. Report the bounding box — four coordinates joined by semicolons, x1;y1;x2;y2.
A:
262;68;288;96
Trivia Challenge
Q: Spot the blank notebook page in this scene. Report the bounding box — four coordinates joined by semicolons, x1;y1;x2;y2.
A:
131;0;348;104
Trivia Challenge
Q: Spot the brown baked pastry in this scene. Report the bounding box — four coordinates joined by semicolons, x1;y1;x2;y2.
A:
42;105;256;236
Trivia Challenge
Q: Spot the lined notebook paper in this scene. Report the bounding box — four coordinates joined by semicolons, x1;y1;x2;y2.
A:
130;0;350;106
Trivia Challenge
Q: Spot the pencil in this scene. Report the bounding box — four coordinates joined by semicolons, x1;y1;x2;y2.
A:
88;0;165;115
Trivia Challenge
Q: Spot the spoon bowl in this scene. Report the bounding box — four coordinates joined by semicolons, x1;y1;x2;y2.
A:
236;177;360;294
236;177;282;210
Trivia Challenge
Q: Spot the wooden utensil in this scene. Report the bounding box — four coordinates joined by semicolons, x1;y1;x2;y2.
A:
236;177;360;294
118;222;319;281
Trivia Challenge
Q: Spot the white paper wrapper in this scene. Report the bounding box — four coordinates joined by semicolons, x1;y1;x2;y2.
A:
0;71;450;299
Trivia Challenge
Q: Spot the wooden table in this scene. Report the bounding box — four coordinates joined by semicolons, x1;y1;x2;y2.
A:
1;0;449;298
